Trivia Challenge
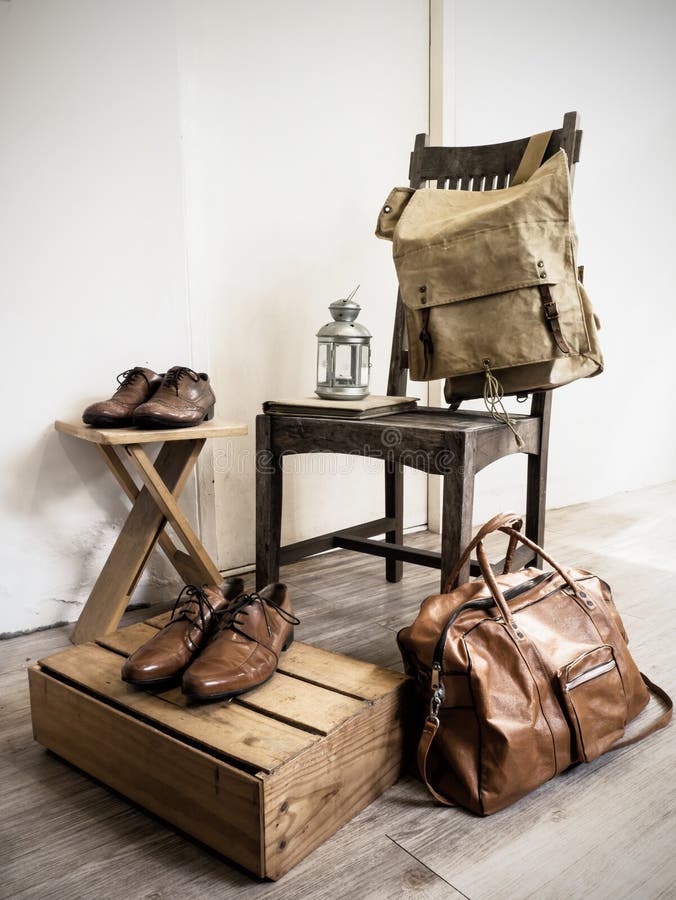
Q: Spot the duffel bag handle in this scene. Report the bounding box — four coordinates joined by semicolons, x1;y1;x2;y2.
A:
476;525;583;631
444;512;583;631
496;526;580;597
443;512;523;592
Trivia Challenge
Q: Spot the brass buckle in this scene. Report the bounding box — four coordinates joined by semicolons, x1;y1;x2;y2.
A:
543;300;559;321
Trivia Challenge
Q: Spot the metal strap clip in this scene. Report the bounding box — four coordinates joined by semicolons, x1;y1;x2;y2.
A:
429;663;445;717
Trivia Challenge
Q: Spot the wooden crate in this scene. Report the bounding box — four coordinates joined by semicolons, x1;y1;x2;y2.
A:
28;613;410;880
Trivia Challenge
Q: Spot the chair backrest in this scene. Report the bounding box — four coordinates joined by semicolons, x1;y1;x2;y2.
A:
386;111;583;403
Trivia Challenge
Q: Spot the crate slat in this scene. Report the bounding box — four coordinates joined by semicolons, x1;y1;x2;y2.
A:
38;643;318;772
278;642;406;701
96;624;371;736
139;615;408;702
96;622;158;656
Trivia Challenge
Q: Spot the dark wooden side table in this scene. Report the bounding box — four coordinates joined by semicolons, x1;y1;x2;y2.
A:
54;418;247;644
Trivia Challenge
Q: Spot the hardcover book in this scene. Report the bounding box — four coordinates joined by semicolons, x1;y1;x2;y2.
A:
262;395;419;419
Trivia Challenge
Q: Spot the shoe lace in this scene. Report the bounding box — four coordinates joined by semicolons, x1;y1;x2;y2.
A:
115;367;150;392
164;367;201;395
167;584;218;636
216;591;300;649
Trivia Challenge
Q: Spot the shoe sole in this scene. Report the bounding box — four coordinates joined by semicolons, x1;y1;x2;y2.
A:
121;673;183;690
133;405;215;430
182;635;294;704
83;415;134;428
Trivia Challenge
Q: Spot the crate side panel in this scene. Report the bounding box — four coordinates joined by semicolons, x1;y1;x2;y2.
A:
28;667;264;876
262;685;409;880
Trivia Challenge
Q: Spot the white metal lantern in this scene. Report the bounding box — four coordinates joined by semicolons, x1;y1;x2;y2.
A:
315;288;371;400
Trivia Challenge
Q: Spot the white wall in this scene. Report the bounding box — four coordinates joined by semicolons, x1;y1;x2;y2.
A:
0;0;193;633
440;0;676;522
176;0;429;569
0;0;429;634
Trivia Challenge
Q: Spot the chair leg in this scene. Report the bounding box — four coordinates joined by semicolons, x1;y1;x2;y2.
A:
526;391;552;568
385;463;403;582
255;416;283;590
440;454;475;591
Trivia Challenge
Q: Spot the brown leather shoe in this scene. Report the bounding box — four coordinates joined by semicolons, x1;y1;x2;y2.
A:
182;584;299;702
121;578;244;688
82;367;163;427
132;366;216;429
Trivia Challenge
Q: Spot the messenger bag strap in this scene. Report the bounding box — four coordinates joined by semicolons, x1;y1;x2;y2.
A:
538;283;571;355
511;130;553;185
513;130;574;356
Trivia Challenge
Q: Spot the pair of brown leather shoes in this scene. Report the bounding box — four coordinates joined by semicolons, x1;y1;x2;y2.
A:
82;366;216;429
121;580;299;702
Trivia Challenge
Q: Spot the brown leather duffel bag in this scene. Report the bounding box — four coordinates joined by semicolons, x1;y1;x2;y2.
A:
397;513;672;815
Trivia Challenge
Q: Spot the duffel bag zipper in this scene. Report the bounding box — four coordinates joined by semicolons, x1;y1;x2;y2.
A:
432;571;555;669
565;658;616;692
512;574;597;616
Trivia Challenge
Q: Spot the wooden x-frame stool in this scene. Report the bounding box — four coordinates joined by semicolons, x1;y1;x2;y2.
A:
55;418;247;645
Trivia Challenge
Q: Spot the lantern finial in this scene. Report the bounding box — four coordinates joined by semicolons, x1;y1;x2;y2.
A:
329;285;361;324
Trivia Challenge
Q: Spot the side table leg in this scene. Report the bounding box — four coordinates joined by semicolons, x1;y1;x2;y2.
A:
256;415;282;590
96;444;205;586
126;443;221;587
71;440;203;644
385;463;404;582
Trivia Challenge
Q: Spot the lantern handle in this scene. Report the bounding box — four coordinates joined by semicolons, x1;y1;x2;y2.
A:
345;284;360;303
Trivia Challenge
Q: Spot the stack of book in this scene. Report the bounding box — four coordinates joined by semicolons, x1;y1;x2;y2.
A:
262;395;419;420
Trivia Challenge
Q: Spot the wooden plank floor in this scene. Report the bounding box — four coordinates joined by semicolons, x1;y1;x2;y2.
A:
2;483;675;899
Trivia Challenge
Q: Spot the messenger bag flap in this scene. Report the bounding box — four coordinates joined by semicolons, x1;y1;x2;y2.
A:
391;150;571;310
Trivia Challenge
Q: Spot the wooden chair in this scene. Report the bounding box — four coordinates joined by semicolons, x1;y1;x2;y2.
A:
256;112;583;591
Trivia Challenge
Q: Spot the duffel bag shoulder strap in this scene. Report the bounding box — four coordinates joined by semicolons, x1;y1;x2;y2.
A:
416;715;455;806
611;674;673;750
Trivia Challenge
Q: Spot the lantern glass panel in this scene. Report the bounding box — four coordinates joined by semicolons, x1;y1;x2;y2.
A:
334;344;357;385
317;343;330;386
358;345;369;386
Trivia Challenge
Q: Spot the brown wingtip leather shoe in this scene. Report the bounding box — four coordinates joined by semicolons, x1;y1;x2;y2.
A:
82;367;163;427
181;583;299;702
121;577;245;688
132;366;216;429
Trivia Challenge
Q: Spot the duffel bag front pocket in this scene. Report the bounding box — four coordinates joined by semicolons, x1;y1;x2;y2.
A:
560;645;628;762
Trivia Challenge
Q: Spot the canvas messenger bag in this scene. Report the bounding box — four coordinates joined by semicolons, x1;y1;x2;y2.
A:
397;513;672;815
376;135;603;405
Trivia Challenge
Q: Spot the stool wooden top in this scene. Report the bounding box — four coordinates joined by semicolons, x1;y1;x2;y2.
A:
54;418;248;445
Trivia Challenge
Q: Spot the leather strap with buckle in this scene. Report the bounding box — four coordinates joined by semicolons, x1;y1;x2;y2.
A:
538;283;570;354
